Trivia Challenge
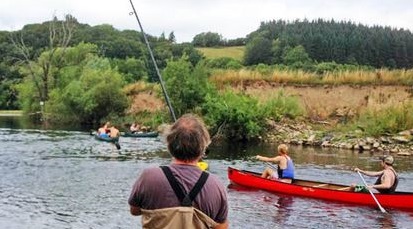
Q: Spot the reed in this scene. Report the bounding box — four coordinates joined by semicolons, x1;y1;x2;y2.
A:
123;81;160;95
355;101;413;136
210;68;413;86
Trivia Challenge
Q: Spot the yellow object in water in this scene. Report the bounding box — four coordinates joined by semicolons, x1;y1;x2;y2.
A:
197;161;208;171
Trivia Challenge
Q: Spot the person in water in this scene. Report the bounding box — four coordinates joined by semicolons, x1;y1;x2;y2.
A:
256;144;295;183
354;155;398;193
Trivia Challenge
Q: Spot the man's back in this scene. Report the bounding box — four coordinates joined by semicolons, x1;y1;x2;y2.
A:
128;164;228;224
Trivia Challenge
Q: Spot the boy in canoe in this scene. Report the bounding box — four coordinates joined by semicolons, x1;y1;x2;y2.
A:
256;144;295;183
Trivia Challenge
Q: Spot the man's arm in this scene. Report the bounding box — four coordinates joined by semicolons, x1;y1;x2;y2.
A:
355;168;383;177
213;220;229;229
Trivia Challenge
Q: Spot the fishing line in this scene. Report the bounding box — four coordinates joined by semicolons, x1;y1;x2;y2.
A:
128;0;176;122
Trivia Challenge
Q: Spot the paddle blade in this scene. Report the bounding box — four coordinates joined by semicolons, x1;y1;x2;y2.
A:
115;142;121;150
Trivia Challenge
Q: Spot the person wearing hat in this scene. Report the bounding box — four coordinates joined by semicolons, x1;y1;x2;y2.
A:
354;155;399;193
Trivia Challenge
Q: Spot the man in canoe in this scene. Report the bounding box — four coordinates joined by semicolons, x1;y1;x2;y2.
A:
109;125;120;138
354;155;399;193
129;122;141;133
128;114;229;229
256;144;295;183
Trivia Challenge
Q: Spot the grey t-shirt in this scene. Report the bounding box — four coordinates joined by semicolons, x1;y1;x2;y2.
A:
128;164;228;223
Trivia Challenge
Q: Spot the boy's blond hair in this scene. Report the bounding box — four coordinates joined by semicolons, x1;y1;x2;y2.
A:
277;144;288;154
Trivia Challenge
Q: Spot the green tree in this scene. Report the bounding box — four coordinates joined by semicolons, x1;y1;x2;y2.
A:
192;32;223;47
282;45;311;65
202;91;266;141
18;42;128;124
13;15;76;110
168;32;176;43
244;35;273;65
111;57;147;83
163;57;211;116
47;53;128;124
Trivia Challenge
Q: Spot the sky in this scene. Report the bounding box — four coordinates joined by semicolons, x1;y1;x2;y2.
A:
1;0;412;42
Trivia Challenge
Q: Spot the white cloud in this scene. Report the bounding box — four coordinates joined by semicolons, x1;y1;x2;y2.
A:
0;0;412;42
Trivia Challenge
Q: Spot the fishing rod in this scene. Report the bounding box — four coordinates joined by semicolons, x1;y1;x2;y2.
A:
128;0;177;122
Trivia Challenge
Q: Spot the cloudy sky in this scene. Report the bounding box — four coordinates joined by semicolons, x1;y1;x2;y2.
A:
1;0;412;42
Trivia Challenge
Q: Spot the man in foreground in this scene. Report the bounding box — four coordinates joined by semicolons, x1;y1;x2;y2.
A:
128;114;229;229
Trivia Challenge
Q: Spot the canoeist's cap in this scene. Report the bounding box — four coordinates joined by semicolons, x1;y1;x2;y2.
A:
382;155;394;165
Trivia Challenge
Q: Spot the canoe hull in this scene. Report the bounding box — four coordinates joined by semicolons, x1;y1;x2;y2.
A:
228;167;413;211
94;134;119;143
122;131;159;138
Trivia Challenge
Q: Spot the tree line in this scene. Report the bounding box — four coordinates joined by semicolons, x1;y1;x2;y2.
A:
1;16;412;140
243;19;413;69
0;16;202;110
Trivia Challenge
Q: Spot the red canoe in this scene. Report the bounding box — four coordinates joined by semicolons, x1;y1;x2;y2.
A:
228;167;413;211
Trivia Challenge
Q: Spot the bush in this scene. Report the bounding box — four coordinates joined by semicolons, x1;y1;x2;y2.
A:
204;57;242;70
163;57;213;117
355;102;413;136
262;90;304;121
202;91;266;141
47;57;128;124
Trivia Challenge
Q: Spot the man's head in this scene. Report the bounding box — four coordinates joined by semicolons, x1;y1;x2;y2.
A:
382;155;394;166
166;114;211;162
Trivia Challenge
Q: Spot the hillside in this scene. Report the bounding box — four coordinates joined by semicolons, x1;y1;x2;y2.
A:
196;46;245;61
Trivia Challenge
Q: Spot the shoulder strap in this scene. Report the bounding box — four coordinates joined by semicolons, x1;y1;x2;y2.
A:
160;166;186;202
160;166;209;207
183;171;209;206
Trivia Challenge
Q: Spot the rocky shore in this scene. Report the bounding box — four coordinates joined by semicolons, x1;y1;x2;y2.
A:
264;120;413;156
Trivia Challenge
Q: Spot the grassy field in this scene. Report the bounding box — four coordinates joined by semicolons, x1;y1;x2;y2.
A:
196;46;245;61
0;110;23;116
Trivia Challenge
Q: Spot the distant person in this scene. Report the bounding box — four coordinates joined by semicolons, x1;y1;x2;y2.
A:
130;122;141;133
354;155;398;193
97;122;110;137
109;125;120;138
256;144;295;183
128;114;229;229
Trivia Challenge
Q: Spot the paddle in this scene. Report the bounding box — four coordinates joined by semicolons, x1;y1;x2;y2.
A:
114;141;121;150
357;171;386;213
265;162;278;171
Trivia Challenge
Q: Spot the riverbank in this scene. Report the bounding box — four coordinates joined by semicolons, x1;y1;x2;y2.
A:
242;82;413;156
263;119;413;156
127;82;413;156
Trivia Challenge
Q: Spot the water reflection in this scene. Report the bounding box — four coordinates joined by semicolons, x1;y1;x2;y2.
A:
377;214;396;229
272;195;294;225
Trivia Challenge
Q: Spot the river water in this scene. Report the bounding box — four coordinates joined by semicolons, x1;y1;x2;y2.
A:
1;116;413;228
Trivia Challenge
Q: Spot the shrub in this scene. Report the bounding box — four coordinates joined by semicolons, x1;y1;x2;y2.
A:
202;91;266;141
355;102;413;136
262;90;304;121
204;57;242;70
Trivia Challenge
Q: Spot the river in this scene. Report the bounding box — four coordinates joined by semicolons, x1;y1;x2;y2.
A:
1;116;413;228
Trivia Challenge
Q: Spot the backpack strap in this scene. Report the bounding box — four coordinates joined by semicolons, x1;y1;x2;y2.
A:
160;166;209;207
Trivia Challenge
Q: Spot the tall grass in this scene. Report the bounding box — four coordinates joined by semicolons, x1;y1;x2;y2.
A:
210;68;413;87
355;101;413;136
123;81;160;95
